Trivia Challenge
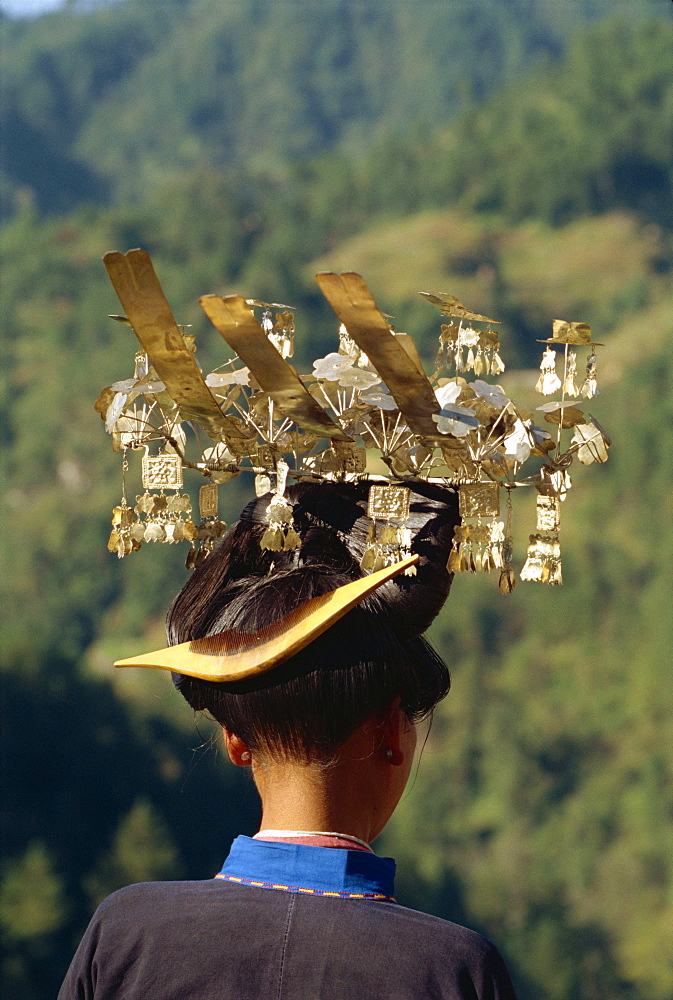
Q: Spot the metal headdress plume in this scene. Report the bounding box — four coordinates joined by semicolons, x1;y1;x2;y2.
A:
97;250;610;678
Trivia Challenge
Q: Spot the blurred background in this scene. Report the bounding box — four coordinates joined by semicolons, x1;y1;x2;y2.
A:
1;1;672;997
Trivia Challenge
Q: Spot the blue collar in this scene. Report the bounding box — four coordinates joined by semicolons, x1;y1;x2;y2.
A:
216;836;396;901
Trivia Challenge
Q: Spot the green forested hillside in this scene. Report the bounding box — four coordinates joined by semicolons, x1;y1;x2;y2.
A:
387;338;673;998
2;0;671;213
1;3;672;999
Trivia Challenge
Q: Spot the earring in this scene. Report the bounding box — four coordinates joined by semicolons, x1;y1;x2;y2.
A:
385;748;394;761
240;751;251;762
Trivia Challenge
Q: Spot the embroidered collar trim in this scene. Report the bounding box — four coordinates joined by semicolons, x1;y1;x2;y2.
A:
215;835;396;901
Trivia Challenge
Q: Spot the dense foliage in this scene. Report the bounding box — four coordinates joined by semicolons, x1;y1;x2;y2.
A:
3;0;671;215
1;2;671;998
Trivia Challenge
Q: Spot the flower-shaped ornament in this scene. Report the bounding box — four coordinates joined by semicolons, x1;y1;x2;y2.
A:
470;380;509;410
502;418;535;463
312;353;379;390
312;353;355;380
432;381;478;437
358;384;397;410
205;368;250;388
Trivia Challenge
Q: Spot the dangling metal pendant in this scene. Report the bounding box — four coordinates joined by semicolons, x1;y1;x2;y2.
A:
580;350;599;398
536;348;562;395
448;482;504;575
186;483;226;569
563;350;580;397
520;495;562;585
361;484;414;574
260;460;300;552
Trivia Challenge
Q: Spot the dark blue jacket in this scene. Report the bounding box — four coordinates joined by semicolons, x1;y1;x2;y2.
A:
59;838;517;999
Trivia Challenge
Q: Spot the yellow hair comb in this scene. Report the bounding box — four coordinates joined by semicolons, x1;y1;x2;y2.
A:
114;554;419;682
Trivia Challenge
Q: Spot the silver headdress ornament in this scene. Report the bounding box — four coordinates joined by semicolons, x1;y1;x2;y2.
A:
97;250;611;590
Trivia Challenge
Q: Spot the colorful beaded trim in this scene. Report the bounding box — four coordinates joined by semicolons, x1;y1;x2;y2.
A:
215;873;394;901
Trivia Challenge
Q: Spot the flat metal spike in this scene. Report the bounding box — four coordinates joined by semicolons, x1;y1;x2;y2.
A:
103;250;247;442
200;294;352;442
316;272;442;440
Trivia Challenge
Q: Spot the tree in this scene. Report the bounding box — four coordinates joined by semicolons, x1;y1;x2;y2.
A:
85;798;181;908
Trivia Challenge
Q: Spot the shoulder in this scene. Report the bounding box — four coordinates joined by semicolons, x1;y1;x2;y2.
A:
78;877;299;953
289;895;517;997
71;881;233;958
59;880;243;999
352;899;516;995
379;903;516;996
355;899;503;960
95;878;217;913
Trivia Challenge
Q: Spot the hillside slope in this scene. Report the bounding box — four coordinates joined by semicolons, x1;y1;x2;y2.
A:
2;0;670;212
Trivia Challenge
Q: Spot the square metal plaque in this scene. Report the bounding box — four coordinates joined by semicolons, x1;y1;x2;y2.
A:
367;484;411;522
459;481;500;519
536;494;560;533
142;453;183;490
199;482;219;519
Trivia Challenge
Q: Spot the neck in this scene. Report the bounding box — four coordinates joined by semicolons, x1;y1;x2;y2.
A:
253;763;379;845
251;727;399;845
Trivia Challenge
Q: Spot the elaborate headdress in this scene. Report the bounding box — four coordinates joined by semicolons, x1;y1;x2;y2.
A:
97;250;610;679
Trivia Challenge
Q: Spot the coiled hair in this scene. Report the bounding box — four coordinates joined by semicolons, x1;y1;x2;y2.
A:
167;480;459;762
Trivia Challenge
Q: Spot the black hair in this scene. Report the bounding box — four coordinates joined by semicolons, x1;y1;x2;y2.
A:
166;480;459;762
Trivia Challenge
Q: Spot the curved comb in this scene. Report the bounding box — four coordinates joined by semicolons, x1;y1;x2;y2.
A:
114;554;419;682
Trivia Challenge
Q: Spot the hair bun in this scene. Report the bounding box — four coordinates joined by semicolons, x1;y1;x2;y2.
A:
168;480;459;647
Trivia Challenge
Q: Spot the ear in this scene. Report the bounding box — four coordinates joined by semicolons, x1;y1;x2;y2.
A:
380;696;405;767
222;727;252;766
